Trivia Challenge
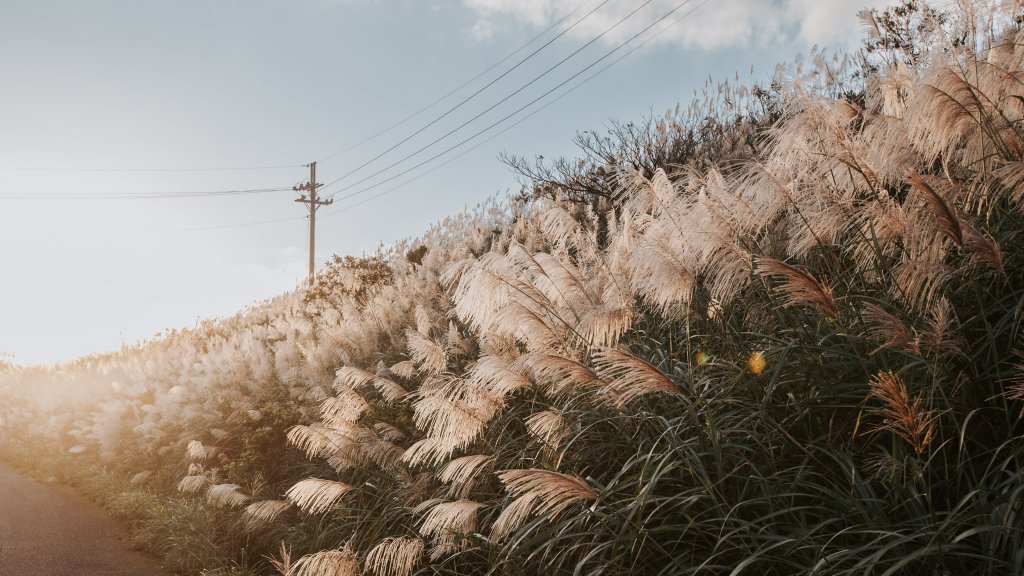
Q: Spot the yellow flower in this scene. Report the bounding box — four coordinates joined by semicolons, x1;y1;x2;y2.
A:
747;351;766;375
694;351;710;367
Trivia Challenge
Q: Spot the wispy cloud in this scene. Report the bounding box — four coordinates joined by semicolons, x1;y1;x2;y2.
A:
461;0;899;50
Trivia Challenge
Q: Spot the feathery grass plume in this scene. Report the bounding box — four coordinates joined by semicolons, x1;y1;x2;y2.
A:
333;365;376;391
292;546;359;576
959;218;1004;271
311;424;375;473
320;391;369;427
514;249;590;313
852;195;909;271
923;297;962;358
624;212;697;313
869;371;936;455
490;491;541;542
992;160;1024;205
491;300;567;351
402;437;463;469
525;409;571;450
288;424;339;460
755;257;838;317
372;421;407;443
576;271;633;347
177;474;209;494
513;352;605;399
406;329;448;375
416;499;486;560
448;251;570;351
539;204;588;253
491;469;598;541
908;174;963;246
409;386;497;456
905;58;1024;170
243;500;292;532
446;321;474;357
266;541;295;576
437;454;493;498
128;471;152;486
209;427;229;442
415;304;432;336
389;360;416;379
360;432;407;475
206;483;249;508
467;355;532;396
592;347;683;406
893;236;951;313
365;537;424;576
372;375;409;404
285;478;354;515
186;439;206;462
862;303;921;354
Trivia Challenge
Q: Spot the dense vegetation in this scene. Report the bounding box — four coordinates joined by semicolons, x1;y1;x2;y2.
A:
3;2;1024;574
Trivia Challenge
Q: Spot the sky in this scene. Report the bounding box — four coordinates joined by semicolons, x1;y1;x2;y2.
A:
0;0;895;365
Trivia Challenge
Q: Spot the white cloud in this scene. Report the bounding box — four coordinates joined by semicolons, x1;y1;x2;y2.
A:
461;0;900;51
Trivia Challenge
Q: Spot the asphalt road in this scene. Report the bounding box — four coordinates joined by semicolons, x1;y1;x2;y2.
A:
0;461;166;576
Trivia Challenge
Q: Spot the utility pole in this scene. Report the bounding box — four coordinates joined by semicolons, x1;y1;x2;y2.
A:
293;161;332;286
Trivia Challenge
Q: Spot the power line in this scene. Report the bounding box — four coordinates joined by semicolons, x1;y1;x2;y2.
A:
318;0;622;193
184;0;708;230
171;215;304;232
0;165;300;173
316;0;600;164
325;0;701;205
319;0;710;218
0;187;293;200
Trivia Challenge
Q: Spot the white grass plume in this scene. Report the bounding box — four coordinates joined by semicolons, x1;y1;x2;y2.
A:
365;537;424;576
592;347;683;406
389;360;416;379
416;499;486;560
177;474;209;495
526;409;571;450
243;499;292;531
206;483;249;508
285;478;354;514
186;439;206;463
437;454;493;498
292;546;359;576
320;390;369;427
491;469;598;540
406;329;448;375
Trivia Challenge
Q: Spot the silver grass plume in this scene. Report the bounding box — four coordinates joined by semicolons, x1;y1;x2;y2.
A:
177;474;209;495
437;454;494;498
365;537;424;576
491;469;598;541
592;347;684;406
406;329;448;375
243;500;292;532
292;546;359;576
206;483;250;508
512;352;605;400
869;371;936;455
285;478;354;515
526;409;571;450
755;257;838;317
416;499;486;560
862;303;921;355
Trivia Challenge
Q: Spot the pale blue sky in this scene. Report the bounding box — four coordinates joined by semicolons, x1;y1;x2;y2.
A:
0;0;892;364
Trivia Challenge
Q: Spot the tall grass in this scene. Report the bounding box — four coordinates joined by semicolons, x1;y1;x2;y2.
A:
2;2;1024;574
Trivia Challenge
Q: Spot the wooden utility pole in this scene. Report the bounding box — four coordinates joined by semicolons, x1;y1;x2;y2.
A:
293;161;332;286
